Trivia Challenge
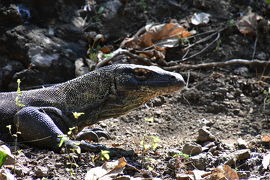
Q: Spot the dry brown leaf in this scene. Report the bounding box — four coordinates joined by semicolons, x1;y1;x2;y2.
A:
209;168;226;180
261;135;270;142
119;23;191;64
121;23;191;49
140;23;191;47
236;11;257;35
205;165;239;180
100;46;112;54
85;157;127;180
103;157;127;176
223;165;239;180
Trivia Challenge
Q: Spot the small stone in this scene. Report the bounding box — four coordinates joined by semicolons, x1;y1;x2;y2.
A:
224;155;236;166
182;142;202;155
238;171;251;179
75;58;90;76
234;149;251;160
256;52;267;60
234;66;249;76
237;138;248;149
196;127;216;143
102;0;122;20
175;173;193;180
34;166;48;178
189;153;214;170
0;168;16;180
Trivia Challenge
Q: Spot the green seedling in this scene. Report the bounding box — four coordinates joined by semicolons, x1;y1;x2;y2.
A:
140;136;161;152
15;79;25;108
100;150;110;161
72;112;85;119
0;150;8;168
173;152;190;159
58;135;69;148
144;117;154;122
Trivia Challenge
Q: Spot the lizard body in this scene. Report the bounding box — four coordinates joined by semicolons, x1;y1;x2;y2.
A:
0;64;185;151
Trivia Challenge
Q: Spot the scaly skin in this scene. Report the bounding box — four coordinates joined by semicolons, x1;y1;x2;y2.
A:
0;64;185;152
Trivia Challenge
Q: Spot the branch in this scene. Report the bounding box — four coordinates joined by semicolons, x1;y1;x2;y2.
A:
164;59;270;71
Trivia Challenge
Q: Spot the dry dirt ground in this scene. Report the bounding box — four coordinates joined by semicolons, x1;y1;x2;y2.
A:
1;0;270;179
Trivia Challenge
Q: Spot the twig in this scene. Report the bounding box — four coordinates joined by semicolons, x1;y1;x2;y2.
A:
252;35;258;60
164;59;270;71
96;49;152;68
183;31;218;51
181;32;220;61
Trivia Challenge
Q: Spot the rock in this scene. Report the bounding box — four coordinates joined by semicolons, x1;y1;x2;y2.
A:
189;153;215;170
262;153;270;170
196;127;216;143
0;4;23;25
102;0;122;20
234;66;249;76
199;118;214;127
256;52;267;60
238;171;251;179
175;173;194;180
182;142;202;156
0;168;16;180
237;138;248;149
75;58;90;76
202;141;215;150
34;166;49;178
234;149;251;160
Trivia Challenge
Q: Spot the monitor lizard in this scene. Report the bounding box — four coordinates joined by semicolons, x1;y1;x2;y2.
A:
0;64;185;152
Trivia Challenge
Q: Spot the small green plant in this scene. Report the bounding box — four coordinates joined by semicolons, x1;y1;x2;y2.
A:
266;0;270;4
100;150;110;161
214;39;222;51
58;127;81;176
144;117;154;122
58;134;69;148
140;135;161;152
58;127;81;154
180;38;190;47
173;152;190;159
65;168;76;176
139;0;148;10
72;112;85;119
15;79;25;108
0;150;8;168
227;19;236;27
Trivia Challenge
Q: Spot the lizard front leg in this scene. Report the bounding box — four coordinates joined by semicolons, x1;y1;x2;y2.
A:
14;106;106;152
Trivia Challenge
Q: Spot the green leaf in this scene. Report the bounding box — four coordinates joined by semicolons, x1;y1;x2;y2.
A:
72;112;85;119
144;117;154;122
100;150;110;161
58;135;69;147
266;0;270;4
0;151;8;168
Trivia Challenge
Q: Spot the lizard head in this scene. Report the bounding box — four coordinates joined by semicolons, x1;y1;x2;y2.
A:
99;64;185;118
114;64;185;95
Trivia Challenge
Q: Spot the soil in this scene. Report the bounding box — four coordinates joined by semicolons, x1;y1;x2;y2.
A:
1;0;270;179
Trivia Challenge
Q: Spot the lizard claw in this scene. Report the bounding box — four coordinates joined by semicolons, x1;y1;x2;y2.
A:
64;140;107;153
76;128;111;142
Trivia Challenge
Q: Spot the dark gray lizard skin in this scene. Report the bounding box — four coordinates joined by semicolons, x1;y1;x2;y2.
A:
0;64;185;152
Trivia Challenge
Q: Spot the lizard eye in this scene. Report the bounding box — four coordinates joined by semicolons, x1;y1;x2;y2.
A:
133;68;151;80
